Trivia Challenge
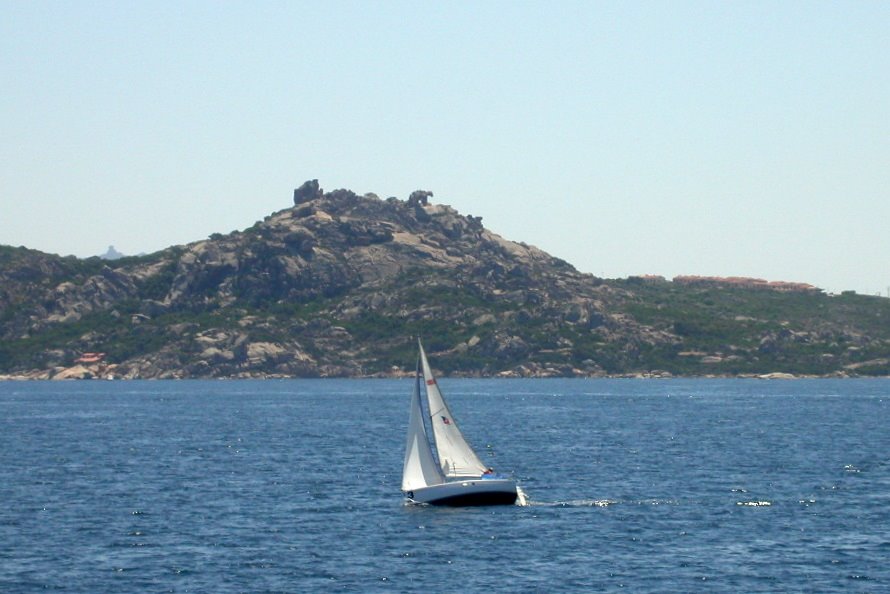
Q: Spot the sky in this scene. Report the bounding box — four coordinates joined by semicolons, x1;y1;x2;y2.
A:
2;1;888;295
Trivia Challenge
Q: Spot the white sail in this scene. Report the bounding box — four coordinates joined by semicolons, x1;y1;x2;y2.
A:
402;370;444;491
419;341;487;478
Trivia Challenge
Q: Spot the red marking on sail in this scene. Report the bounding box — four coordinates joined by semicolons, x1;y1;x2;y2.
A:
426;379;436;386
441;416;451;424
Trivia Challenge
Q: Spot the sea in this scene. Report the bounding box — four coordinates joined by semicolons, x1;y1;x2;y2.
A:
1;378;888;593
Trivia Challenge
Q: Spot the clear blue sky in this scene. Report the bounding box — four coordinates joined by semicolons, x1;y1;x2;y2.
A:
2;1;888;295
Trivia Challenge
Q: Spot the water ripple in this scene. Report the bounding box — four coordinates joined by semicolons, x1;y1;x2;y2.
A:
1;378;888;592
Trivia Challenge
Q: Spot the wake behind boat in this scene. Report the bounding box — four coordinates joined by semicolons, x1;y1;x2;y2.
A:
401;339;519;506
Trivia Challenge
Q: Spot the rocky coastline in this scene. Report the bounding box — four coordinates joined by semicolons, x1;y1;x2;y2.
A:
2;181;889;380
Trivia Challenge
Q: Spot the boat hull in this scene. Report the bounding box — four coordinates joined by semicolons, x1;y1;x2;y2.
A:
405;478;518;506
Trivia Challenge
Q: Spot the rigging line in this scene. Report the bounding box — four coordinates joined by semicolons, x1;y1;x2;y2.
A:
427;405;446;419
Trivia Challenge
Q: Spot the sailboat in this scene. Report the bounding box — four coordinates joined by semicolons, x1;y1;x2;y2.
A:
401;339;519;506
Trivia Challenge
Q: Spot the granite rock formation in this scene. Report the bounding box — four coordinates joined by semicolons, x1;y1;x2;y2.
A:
1;181;889;379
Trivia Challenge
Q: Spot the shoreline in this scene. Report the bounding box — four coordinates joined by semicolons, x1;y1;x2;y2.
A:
1;370;883;381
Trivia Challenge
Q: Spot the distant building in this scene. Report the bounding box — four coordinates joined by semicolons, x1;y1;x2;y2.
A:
75;352;106;364
672;275;822;294
628;275;667;284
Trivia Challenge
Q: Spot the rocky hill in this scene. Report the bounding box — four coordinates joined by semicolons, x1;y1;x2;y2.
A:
1;181;889;379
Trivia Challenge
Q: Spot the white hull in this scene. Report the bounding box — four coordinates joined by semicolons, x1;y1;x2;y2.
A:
404;478;518;506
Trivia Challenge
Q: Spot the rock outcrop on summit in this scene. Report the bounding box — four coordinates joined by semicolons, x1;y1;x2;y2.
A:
293;179;323;204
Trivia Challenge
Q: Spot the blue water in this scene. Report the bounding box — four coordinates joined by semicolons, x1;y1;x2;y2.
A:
1;379;888;592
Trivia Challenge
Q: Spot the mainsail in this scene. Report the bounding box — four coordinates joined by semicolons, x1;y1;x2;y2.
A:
418;341;487;478
401;364;444;491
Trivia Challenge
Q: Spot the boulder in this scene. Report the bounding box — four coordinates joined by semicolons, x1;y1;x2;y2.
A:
408;190;433;206
293;179;323;204
52;365;94;380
